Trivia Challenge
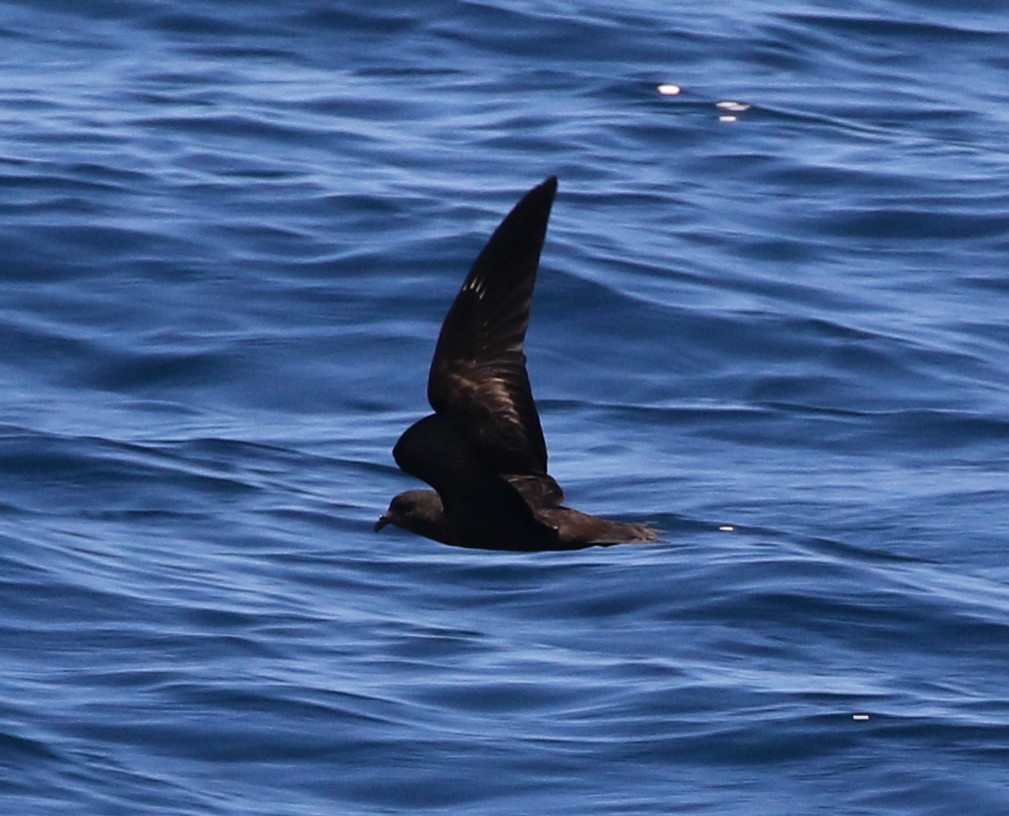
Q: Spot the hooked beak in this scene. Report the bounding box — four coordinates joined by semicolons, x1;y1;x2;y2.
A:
374;514;392;532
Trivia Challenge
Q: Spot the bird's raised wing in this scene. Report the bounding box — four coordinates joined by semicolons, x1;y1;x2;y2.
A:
427;176;563;504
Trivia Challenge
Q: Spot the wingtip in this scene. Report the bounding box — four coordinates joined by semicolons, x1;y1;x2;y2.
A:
538;175;559;199
517;175;557;219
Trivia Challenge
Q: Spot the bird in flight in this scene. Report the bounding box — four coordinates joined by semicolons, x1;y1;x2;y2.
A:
376;177;657;551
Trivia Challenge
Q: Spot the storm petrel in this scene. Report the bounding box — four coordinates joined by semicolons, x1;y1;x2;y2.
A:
375;177;657;550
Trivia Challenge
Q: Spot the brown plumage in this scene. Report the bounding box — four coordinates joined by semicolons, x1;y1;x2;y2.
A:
375;177;657;551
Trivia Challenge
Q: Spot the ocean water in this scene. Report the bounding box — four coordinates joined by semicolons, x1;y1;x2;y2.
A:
2;0;1009;813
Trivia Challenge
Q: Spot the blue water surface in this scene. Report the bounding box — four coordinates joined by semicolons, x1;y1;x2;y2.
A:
2;1;1009;813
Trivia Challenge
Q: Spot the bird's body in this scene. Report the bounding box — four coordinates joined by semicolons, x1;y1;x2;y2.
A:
376;177;657;551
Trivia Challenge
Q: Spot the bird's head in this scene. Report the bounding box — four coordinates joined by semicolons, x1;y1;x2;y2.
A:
375;490;446;540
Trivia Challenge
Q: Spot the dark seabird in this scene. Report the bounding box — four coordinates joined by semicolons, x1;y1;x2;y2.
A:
375;177;657;551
